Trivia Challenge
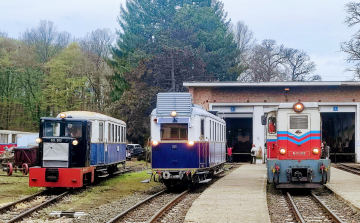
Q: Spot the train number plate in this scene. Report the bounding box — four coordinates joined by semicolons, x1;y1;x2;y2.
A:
289;151;310;156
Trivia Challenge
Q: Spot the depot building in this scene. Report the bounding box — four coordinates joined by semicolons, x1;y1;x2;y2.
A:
183;81;360;163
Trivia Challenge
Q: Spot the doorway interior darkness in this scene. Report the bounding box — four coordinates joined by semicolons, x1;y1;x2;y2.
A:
225;118;253;162
321;112;355;162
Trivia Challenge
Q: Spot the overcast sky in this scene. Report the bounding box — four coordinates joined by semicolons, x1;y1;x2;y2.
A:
0;0;356;81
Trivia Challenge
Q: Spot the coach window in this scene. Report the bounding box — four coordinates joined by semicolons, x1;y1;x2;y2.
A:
115;125;118;142
108;123;111;141
215;122;217;141
123;127;126;142
118;126;120;142
268;117;276;134
111;124;114;142
201;119;204;139
120;126;124;142
99;122;104;141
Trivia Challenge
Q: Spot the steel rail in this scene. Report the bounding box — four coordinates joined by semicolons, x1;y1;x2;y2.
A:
336;163;360;175
0;190;45;212
106;189;166;223
286;192;305;223
147;189;189;223
7;191;68;223
311;192;344;223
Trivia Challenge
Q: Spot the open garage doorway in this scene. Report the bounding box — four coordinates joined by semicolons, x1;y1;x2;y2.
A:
225;118;253;162
321;113;355;163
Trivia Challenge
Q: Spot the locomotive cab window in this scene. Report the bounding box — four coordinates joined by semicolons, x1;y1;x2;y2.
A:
268;117;276;134
44;122;60;137
161;123;188;140
65;123;82;138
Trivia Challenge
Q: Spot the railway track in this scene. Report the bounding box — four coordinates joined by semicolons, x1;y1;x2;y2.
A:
107;188;189;223
287;191;344;223
334;163;360;175
0;190;68;223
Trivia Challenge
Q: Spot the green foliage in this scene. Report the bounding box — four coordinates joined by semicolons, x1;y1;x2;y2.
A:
171;5;238;80
114;0;238;80
43;42;88;114
0;38;45;131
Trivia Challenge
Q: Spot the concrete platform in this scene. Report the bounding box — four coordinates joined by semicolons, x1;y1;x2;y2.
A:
326;166;360;210
185;164;270;223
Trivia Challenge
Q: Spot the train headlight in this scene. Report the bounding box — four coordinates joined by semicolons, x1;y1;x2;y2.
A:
312;148;319;155
293;102;305;113
171;111;177;117
35;138;42;144
152;141;159;146
279;148;286;155
72;140;79;146
188;141;194;146
59;113;66;118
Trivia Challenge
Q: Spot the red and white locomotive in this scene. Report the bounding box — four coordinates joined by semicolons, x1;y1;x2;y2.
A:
264;102;331;188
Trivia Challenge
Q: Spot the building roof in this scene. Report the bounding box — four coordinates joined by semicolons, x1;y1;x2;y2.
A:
183;81;360;88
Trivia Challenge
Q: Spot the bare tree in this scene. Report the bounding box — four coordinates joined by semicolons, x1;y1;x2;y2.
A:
283;48;316;81
232;21;255;58
344;2;360;27
245;39;285;82
20;20;71;63
0;30;7;38
341;2;360;77
230;21;255;80
77;28;114;59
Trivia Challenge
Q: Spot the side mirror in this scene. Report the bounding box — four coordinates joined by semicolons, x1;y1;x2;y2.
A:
261;115;266;125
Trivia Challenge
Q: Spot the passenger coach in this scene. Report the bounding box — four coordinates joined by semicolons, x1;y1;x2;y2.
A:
264;102;331;188
145;93;226;187
29;111;126;188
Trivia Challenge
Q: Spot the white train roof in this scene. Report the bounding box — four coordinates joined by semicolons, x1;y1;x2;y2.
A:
151;106;225;123
56;111;126;125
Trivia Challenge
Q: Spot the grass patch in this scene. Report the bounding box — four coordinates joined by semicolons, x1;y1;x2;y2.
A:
0;172;40;206
53;170;160;211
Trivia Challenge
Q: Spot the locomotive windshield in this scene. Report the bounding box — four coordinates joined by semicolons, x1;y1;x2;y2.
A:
161;123;188;140
43;121;83;137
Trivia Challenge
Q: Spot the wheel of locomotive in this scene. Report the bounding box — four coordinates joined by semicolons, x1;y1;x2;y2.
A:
7;163;13;176
22;163;29;175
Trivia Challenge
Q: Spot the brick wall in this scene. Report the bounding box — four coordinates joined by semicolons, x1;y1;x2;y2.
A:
190;86;360;110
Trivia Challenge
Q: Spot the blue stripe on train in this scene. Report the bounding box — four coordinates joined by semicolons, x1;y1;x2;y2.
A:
277;131;321;139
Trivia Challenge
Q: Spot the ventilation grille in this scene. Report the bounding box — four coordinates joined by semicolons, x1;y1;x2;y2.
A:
156;93;192;115
290;115;308;129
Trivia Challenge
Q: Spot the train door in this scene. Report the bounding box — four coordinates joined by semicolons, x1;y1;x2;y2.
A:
286;114;311;159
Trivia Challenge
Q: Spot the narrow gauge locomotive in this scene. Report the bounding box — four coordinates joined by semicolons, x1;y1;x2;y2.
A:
264;102;331;188
29;111;127;188
145;93;226;187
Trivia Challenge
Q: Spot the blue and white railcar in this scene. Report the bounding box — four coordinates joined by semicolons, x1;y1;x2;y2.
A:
145;93;226;186
29;111;126;188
